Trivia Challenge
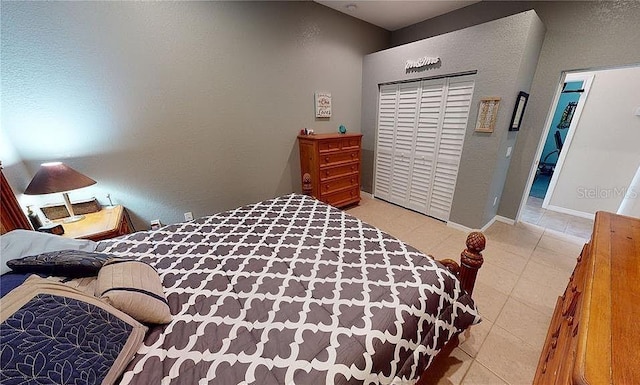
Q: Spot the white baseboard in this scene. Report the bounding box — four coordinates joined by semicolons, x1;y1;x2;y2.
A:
446;221;474;233
448;215;515;234
495;215;516;225
478;215;514;232
545;204;595;220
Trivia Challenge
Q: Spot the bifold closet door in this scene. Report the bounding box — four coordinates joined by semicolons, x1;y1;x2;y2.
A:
373;84;396;202
374;75;475;222
374;81;421;206
406;78;446;213
427;77;475;221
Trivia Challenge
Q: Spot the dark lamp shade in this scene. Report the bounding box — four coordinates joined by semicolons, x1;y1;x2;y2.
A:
24;162;96;195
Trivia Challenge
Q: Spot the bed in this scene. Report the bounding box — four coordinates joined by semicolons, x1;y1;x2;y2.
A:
1;168;485;385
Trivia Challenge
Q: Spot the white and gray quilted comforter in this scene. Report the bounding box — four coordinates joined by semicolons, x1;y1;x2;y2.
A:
96;194;480;385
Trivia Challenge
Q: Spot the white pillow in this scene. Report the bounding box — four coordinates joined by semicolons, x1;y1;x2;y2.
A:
0;230;97;275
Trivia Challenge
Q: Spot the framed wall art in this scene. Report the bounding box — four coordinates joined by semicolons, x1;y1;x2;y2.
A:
315;92;331;118
509;91;529;131
475;97;501;133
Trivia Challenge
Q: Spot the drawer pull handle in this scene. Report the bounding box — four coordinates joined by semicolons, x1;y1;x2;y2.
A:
325;171;330;176
325;157;330;162
351;153;356;157
351;166;355;171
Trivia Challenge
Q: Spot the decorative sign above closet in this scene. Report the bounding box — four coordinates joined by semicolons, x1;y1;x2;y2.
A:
405;56;441;71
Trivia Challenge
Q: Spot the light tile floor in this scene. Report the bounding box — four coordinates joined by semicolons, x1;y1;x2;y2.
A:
344;195;589;385
520;196;593;239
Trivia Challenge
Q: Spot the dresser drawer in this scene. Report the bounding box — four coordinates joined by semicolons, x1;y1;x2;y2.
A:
320;163;359;181
323;187;360;207
318;137;362;153
342;137;361;150
320;175;359;195
320;151;359;166
318;139;342;153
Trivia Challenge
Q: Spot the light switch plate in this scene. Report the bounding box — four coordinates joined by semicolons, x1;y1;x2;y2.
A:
635;107;640;116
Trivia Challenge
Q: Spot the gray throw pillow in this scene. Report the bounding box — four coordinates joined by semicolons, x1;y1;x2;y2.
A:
1;229;96;274
7;249;114;277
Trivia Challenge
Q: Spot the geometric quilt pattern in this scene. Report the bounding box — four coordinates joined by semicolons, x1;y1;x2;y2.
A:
96;194;480;385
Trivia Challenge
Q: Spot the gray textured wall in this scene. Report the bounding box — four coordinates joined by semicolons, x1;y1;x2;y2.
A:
392;1;640;220
1;1;389;229
361;11;544;229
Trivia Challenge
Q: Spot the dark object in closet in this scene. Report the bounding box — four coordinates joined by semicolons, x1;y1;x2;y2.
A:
537;131;564;176
557;101;577;129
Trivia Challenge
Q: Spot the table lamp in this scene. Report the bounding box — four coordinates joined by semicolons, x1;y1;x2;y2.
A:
24;162;96;223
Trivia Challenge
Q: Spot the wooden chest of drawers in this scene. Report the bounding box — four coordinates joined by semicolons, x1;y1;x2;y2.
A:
533;211;640;385
298;133;362;208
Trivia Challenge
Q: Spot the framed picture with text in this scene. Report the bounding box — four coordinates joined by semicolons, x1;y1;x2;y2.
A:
315;92;332;118
509;91;529;131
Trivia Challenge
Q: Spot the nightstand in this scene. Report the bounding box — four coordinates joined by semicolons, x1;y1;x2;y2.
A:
55;205;134;241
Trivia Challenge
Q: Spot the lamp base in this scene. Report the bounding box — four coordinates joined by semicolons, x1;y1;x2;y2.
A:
63;215;85;223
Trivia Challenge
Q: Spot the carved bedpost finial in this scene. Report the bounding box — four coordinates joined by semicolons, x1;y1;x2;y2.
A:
459;232;486;295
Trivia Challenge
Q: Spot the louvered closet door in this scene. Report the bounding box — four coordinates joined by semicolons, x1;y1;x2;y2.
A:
374;84;397;201
406;79;445;213
389;82;420;206
427;77;475;221
374;75;475;222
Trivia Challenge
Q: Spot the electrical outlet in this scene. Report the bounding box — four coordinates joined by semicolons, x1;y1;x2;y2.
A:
150;219;161;231
184;212;194;221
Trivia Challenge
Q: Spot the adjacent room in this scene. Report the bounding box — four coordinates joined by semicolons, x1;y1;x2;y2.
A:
1;1;639;385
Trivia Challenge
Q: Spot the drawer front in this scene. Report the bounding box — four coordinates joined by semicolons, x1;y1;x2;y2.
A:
318;137;361;153
320;163;359;181
318;139;343;153
322;187;360;208
320;150;359;166
320;175;359;195
342;137;361;150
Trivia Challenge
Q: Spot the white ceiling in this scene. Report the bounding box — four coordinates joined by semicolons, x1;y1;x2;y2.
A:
314;0;480;31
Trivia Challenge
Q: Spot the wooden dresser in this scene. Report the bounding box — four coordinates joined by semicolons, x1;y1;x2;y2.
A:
297;133;362;208
533;211;639;385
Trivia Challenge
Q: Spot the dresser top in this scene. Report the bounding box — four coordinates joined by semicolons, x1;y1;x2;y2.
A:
577;211;639;384
297;132;362;140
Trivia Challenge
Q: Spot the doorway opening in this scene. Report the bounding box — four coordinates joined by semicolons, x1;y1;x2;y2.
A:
529;80;583;201
518;71;594;238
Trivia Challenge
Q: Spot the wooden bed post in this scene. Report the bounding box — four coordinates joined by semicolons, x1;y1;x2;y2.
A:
459;232;485;296
437;231;485;296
